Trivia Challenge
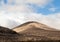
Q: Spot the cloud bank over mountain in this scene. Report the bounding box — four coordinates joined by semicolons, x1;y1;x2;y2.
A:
0;12;60;30
0;0;60;30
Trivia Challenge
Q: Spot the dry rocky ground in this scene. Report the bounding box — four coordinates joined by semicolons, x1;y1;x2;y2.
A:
0;21;60;42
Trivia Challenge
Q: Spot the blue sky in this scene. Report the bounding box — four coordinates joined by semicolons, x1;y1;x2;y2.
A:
0;0;60;29
0;0;60;15
28;0;60;15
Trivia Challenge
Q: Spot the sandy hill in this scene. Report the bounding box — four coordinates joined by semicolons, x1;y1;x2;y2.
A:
0;21;60;41
13;21;58;32
0;26;52;41
13;21;60;40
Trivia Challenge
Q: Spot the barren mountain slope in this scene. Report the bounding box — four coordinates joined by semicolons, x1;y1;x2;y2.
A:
13;21;60;40
0;26;22;42
13;21;58;32
0;26;54;41
0;21;60;41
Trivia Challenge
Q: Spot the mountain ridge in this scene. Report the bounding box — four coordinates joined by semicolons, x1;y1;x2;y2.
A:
13;21;59;32
12;21;60;40
0;21;60;41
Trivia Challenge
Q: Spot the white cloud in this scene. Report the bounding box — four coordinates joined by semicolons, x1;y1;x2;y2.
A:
49;7;56;12
25;0;53;6
1;0;53;13
0;11;60;30
0;0;60;30
24;13;60;30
